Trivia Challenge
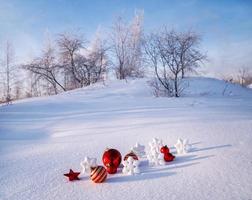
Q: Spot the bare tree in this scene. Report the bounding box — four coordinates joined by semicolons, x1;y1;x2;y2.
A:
23;46;65;94
144;33;174;96
13;80;22;100
145;28;205;97
25;71;42;98
178;31;206;78
237;67;249;87
111;12;144;80
128;11;145;77
145;30;182;97
58;32;108;89
88;32;109;83
110;17;130;79
57;33;85;89
1;41;16;104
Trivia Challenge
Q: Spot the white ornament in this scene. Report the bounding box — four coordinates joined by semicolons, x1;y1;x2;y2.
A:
122;156;140;175
174;138;191;154
80;157;97;174
131;142;146;158
147;138;165;166
149;138;163;153
147;151;165;166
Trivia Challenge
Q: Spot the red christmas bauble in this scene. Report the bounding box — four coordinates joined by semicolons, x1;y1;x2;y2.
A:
164;153;175;162
106;165;118;174
160;145;170;154
160;145;175;162
102;148;122;174
124;151;138;161
90;166;107;183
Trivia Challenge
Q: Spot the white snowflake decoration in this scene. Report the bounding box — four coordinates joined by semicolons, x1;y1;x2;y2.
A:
174;138;192;154
147;138;165;166
147;151;165;166
149;138;163;153
80;157;97;174
122;156;140;175
131;142;146;158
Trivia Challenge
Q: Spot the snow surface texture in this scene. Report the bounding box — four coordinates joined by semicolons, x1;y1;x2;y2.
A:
1;77;252;200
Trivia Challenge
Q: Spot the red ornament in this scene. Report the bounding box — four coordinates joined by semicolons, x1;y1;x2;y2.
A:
124;151;138;161
102;148;122;174
160;145;175;162
90;166;107;183
106;165;118;174
64;169;80;181
160;145;170;154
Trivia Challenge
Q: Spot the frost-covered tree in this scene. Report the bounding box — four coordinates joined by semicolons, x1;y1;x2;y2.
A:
57;33;84;89
111;11;144;79
0;41;18;103
58;32;108;89
87;31;109;84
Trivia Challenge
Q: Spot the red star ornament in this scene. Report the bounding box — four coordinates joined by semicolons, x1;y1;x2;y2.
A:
64;169;80;181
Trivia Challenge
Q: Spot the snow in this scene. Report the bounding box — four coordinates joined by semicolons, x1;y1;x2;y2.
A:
0;77;252;200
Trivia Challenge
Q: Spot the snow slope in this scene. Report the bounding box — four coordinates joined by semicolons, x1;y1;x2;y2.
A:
0;77;252;200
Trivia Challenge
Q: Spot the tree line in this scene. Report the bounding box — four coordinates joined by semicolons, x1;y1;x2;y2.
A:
0;12;208;103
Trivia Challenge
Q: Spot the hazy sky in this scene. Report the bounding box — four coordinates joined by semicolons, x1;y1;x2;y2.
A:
0;0;252;77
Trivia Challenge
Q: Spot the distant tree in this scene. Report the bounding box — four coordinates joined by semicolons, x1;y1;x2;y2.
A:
128;11;145;77
144;33;174;97
23;45;65;94
26;71;43;97
5;42;12;103
145;28;206;97
237;67;248;87
57;32;108;89
177;31;206;78
0;41;17;104
87;33;108;84
57;33;84;89
111;11;144;79
13;79;22;100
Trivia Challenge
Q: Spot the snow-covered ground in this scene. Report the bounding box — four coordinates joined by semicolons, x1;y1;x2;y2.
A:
1;77;252;200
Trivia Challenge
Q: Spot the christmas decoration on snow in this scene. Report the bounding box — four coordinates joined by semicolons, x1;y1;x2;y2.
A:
122;156;140;175
64;169;80;181
147;151;165;166
149;138;164;153
131;142;146;158
80;157;97;174
147;138;165;166
90;166;107;183
102;148;122;174
63;137;193;186
174;138;191;154
124;151;138;161
160;145;175;162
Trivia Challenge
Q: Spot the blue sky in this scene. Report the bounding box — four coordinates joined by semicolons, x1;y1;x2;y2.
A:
0;0;252;76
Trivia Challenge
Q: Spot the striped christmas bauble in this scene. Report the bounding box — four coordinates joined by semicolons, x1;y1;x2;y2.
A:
90;166;107;183
124;151;138;161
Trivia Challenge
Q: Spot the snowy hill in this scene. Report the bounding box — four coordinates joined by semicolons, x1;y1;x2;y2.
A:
0;77;252;200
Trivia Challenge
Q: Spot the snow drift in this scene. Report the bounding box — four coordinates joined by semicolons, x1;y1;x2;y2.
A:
0;77;252;200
